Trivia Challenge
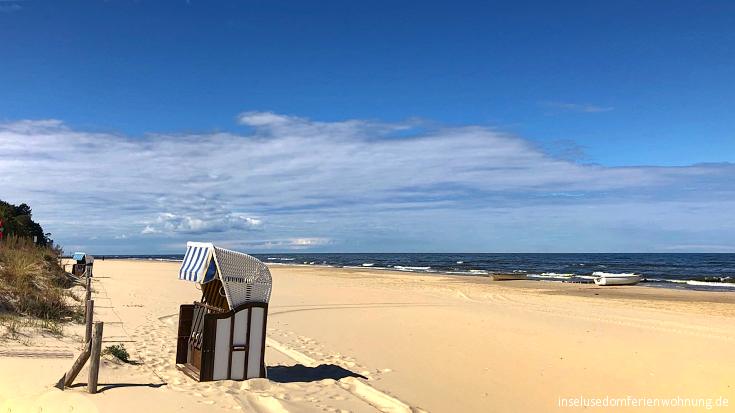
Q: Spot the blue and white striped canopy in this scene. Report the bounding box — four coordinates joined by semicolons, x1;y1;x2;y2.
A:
178;242;217;283
72;252;86;261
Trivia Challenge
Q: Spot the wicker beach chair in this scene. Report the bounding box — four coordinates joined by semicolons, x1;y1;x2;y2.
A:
71;252;93;276
175;242;272;381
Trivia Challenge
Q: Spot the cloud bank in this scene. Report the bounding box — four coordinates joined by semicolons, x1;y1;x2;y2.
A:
0;112;733;253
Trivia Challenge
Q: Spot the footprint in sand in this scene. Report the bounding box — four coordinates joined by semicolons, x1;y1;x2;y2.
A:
129;315;414;413
329;394;348;401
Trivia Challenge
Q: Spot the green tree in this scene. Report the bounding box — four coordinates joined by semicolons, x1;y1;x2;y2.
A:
0;200;51;246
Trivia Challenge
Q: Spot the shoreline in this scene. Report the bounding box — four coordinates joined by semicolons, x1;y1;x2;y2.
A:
265;262;735;316
113;258;735;314
113;256;735;293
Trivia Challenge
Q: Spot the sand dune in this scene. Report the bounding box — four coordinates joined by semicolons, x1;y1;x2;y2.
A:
1;260;734;412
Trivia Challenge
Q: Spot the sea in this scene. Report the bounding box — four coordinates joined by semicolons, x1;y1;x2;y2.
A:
101;253;735;292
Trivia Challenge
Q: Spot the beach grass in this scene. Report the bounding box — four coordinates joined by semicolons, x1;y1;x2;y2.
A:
0;235;82;322
0;313;65;340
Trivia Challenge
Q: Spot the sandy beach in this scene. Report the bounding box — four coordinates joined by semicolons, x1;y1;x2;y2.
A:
5;2;735;412
1;259;734;412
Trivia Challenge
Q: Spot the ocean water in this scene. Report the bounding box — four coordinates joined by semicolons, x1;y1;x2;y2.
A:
102;253;735;292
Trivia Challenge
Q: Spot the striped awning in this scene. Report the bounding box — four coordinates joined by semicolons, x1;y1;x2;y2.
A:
72;252;86;261
178;242;216;283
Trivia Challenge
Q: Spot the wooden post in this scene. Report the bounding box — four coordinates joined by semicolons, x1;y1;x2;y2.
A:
88;322;104;394
85;300;94;344
55;267;101;391
84;276;92;318
58;341;92;388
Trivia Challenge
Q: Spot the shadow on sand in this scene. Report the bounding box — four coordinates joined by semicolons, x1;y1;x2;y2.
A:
69;382;167;392
62;365;364;390
267;364;367;383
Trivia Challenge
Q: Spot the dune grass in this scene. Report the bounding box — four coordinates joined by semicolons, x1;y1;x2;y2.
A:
0;236;82;324
0;313;65;341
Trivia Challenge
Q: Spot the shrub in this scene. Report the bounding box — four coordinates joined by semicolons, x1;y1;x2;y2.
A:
103;343;131;363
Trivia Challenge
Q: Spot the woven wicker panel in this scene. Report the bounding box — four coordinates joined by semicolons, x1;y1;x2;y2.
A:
213;247;272;308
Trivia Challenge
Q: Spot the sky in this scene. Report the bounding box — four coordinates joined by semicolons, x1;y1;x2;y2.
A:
0;0;734;253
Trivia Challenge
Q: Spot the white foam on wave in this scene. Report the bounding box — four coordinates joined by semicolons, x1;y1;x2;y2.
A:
361;263;374;267
267;257;295;261
444;269;488;275
686;280;735;288
393;265;431;271
647;278;687;284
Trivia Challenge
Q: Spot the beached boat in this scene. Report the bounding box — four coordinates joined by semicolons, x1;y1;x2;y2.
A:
489;273;528;281
593;272;641;286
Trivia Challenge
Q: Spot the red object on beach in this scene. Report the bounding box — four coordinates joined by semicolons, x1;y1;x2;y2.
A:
0;218;4;241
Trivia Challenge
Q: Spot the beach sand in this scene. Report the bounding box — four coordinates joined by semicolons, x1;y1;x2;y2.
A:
1;260;734;412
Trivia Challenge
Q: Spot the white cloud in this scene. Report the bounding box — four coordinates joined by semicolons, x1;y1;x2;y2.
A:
237;111;294;126
287;238;330;247
213;237;332;250
141;225;159;235
145;212;262;235
0;112;733;252
541;101;614;113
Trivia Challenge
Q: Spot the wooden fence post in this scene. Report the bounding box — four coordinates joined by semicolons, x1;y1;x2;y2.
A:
84;275;92;315
88;322;104;394
58;341;91;388
55;267;103;391
85;300;94;344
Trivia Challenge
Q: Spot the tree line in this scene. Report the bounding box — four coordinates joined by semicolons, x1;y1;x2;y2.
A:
0;199;52;246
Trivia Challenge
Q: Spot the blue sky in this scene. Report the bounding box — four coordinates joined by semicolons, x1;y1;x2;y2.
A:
1;1;734;253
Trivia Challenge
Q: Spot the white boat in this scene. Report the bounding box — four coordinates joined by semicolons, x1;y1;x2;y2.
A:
593;272;641;286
